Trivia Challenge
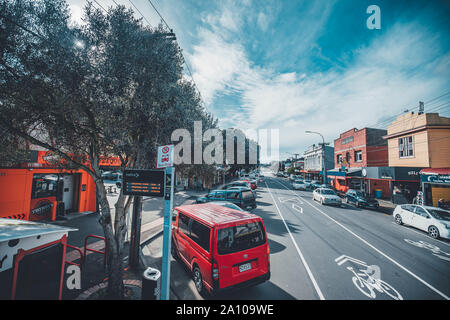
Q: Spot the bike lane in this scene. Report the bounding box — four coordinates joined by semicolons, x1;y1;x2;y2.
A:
265;177;447;300
293;187;450;300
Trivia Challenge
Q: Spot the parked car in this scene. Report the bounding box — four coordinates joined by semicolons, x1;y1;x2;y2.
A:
227;185;256;197
208;201;244;211
303;180;312;189
276;172;284;177
310;180;322;190
224;181;250;189
196;189;257;210
240;179;257;190
292;179;307;190
313;188;342;206
343;189;379;209
171;203;271;295
393;204;450;239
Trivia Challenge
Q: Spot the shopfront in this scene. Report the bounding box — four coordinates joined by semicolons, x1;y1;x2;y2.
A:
420;168;450;208
0;151;121;221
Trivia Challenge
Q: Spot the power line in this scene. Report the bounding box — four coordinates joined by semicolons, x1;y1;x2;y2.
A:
129;0;152;27
144;0;205;107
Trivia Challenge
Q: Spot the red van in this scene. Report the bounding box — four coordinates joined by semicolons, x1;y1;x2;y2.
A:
171;203;270;295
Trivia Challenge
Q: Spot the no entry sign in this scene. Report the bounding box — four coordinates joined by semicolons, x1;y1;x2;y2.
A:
157;144;174;168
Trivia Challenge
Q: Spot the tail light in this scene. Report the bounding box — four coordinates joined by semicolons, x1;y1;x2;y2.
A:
212;260;219;280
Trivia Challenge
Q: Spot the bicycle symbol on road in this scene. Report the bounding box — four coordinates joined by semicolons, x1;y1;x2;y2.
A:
404;239;450;262
335;255;403;300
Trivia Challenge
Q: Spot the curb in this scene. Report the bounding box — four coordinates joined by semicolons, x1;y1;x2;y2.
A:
75;279;142;300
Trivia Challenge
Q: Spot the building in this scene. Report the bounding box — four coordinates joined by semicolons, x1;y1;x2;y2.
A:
303;144;334;181
334;127;388;168
328;127;389;196
383;112;450;168
383;112;450;206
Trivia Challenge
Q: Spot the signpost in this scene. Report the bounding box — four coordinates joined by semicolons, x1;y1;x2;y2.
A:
123;144;175;299
157;144;175;300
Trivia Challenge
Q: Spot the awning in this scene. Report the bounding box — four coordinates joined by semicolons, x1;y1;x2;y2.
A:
420;168;450;175
327;168;362;177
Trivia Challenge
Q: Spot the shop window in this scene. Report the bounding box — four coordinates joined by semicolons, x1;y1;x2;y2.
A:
346;152;350;163
399;136;414;158
31;174;58;199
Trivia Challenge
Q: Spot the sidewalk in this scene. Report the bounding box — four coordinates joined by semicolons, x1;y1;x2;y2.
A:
60;187;204;300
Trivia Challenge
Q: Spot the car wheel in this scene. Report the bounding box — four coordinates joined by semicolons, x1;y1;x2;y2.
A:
394;214;403;225
193;265;204;294
428;226;440;239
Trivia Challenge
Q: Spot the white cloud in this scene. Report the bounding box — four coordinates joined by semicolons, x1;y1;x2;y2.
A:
189;7;449;156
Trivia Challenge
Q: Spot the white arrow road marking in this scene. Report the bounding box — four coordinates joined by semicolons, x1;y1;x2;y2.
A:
335;255;368;267
278;196;303;204
292;204;303;214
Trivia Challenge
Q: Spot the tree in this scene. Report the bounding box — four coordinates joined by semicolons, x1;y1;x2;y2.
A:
0;0;216;299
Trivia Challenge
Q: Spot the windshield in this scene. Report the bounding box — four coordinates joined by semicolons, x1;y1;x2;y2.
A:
322;189;337;195
428;209;450;221
217;222;266;255
355;191;365;198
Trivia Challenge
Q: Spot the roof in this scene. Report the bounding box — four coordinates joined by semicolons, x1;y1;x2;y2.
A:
0;218;77;242
420;168;450;175
175;203;261;227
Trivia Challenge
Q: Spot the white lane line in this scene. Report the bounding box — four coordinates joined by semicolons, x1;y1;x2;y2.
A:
272;178;450;300
265;181;325;300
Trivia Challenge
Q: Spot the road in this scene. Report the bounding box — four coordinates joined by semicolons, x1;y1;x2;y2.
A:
215;172;450;300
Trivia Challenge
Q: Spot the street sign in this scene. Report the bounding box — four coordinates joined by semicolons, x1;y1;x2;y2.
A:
122;169;164;197
157;145;174;169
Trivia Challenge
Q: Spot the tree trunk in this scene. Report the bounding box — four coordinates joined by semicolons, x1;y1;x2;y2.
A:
95;179;125;299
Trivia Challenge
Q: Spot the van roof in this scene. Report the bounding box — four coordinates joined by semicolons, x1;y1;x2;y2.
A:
175;203;261;227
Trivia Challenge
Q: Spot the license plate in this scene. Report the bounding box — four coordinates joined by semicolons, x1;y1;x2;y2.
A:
239;263;252;272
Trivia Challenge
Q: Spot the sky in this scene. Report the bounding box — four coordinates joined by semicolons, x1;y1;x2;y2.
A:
66;0;450;162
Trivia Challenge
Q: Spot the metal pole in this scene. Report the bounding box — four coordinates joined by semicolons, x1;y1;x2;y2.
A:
161;166;174;300
129;195;142;270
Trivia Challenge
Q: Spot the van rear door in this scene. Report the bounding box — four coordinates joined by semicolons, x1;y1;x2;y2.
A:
241;190;255;208
214;220;269;289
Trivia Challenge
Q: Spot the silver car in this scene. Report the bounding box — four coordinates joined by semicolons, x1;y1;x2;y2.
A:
313;188;342;206
393;204;450;239
293;179;307;190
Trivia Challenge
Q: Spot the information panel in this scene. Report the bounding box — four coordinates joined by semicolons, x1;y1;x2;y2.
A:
122;169;165;197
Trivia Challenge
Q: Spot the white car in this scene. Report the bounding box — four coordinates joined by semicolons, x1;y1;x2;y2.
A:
293;179;307;190
313;188;342;206
393;204;450;239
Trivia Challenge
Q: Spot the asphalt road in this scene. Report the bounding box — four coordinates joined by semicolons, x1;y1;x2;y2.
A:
216;172;450;300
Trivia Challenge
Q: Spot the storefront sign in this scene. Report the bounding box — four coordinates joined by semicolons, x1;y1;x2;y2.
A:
30;199;54;221
421;174;450;184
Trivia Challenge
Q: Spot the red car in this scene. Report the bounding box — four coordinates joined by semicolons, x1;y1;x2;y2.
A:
240;179;257;190
171;203;270;295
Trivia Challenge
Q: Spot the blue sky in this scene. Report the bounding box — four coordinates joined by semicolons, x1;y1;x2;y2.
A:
67;0;450;162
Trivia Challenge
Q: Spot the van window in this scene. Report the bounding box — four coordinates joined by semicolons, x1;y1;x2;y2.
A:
217;222;266;255
178;212;191;235
242;190;253;200
189;220;211;252
215;191;226;199
226;192;240;200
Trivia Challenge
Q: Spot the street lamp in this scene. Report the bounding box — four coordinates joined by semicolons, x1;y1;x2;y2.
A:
305;131;328;185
